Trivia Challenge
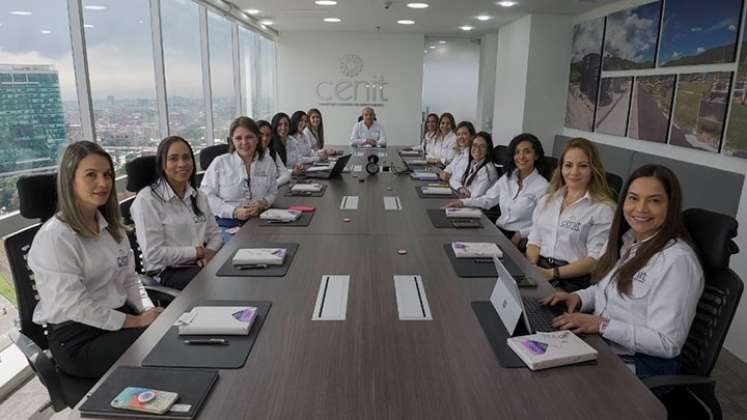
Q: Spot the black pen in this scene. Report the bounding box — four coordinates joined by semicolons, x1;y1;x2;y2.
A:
235;263;269;269
183;338;227;345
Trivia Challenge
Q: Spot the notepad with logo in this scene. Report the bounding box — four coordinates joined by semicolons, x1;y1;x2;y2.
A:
412;171;439;180
232;248;287;266
451;242;503;258
445;208;482;219
259;209;302;222
175;306;257;335
291;183;324;192
507;331;598;370
422;186;452;195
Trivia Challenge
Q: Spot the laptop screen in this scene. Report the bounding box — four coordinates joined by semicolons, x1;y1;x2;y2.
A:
489;256;533;335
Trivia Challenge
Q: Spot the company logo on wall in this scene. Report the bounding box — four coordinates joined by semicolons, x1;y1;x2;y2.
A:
316;53;389;107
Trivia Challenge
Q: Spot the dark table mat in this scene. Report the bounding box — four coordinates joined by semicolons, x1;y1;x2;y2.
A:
216;242;299;277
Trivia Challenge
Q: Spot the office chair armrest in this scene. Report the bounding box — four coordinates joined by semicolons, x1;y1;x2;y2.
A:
144;285;180;299
10;332;68;412
641;374;715;390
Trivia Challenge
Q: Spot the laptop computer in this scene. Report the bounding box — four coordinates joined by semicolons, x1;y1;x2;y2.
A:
489;256;564;334
305;154;352;179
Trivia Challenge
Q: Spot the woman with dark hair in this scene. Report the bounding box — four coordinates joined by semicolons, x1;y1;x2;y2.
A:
415;113;439;153
426;112;457;166
439;121;475;182
258;119;291;185
28;141;161;378
542;165;703;378
201;116;278;240
288;110;327;168
526;138;616;291
445;131;497;198
270;112;291;168
305;108;325;150
131;136;222;290
445;133;550;247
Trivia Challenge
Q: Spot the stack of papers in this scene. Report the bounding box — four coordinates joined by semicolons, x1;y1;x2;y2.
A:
175;306;257;335
291;183;323;192
445;208;482;219
451;242;503;258
406;159;428;165
507;331;598;370
306;164;333;173
412;171;439;180
259;209;302;222
232;248;287;266
400;150;421;156
421;186;452;195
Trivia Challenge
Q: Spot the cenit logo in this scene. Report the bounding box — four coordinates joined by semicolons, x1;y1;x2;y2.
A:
339;54;363;77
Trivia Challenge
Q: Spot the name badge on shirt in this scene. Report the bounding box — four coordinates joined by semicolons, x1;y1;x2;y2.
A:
559;220;581;231
116;249;129;268
633;271;647;284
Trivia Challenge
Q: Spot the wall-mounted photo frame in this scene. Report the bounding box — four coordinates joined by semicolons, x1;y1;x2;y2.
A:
724;23;747;158
603;1;661;71
595;77;633;136
565;17;606;131
670;72;733;152
628;75;676;143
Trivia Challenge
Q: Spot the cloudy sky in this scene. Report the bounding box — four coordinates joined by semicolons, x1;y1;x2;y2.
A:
604;1;660;67
571;17;605;63
659;0;742;65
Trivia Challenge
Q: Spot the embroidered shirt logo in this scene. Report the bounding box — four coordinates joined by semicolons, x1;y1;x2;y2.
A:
633;271;647;283
116;251;129;268
559;220;581;231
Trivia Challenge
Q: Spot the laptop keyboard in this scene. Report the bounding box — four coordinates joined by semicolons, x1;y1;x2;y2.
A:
521;296;563;332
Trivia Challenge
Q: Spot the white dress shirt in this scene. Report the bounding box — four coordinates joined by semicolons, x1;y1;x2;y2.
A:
527;188;615;262
272;153;291;185
200;151;278;219
426;132;457;165
462;169;549;236
131;181;223;273
287;133;320;168
303;126;321;149
28;212;154;331
443;148;468;175
448;159;498;198
350;120;387;147
415;131;437;152
575;231;704;358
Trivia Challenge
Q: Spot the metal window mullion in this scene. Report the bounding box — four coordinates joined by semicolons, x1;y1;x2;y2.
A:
199;6;214;145
150;0;169;138
272;40;278;115
231;22;243;117
66;0;96;142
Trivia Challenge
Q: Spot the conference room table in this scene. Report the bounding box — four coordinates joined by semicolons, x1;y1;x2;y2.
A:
72;147;665;419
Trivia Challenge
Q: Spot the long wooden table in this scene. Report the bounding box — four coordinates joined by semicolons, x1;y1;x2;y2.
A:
72;147;665;419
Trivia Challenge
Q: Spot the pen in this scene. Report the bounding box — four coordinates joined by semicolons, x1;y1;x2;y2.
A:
183;338;228;345
235;263;269;269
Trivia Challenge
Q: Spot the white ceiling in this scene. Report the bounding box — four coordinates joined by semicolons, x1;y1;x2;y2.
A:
232;0;617;35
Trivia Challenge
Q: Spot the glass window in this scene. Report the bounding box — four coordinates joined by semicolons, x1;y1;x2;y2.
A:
0;1;81;216
83;0;160;174
239;26;256;118
208;12;236;143
161;0;206;147
255;35;276;121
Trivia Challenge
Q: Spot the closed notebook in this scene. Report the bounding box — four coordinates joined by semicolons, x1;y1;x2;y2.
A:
507;331;598;370
445;208;482;219
306;165;333;173
422;186;452;195
232;248;287;266
407;159;428;165
175;306;257;335
413;171;439;180
291;183;323;192
451;242;503;258
400;150;421;156
259;209;302;222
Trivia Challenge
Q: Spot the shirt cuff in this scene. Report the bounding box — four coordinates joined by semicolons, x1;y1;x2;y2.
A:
180;246;197;264
601;318;629;348
104;309;127;331
574;289;594;312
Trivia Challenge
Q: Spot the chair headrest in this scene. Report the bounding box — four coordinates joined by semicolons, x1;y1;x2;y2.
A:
199;144;229;171
125;155;157;192
17;173;57;220
683;208;739;270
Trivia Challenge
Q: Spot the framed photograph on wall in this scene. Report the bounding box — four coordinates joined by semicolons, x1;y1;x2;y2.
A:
724;23;747;158
565;17;605;131
669;72;733;152
595;77;633;136
658;0;743;67
628;75;676;143
603;1;661;70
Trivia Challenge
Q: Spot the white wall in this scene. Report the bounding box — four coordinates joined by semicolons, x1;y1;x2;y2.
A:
422;38;480;124
477;33;499;132
492;15;531;146
277;32;424;146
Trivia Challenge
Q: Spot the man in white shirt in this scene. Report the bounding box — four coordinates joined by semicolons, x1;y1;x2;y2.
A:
350;107;387;147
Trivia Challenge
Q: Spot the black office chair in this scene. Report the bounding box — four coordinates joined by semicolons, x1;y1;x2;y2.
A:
605;171;623;200
492;145;509;178
539;156;558;181
643;208;743;420
199;143;229;171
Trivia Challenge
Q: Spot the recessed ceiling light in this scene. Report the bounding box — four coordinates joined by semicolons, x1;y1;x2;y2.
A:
439;40;446;44
84;5;107;11
84;24;94;28
476;15;491;21
497;1;517;7
407;2;429;8
460;25;473;31
245;9;260;15
40;30;52;34
397;19;415;25
324;17;341;23
9;11;32;16
315;0;338;5
429;45;435;49
260;19;273;25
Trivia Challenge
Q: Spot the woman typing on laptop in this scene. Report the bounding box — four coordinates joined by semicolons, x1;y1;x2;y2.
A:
542;165;704;378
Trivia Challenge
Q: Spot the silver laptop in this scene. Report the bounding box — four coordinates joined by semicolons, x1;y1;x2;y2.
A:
490;256;563;334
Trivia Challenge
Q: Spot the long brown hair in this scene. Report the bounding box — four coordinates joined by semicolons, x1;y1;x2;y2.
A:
307;108;324;148
437;112;456;140
227;116;264;159
56;141;125;242
546;137;615;205
593;164;692;296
